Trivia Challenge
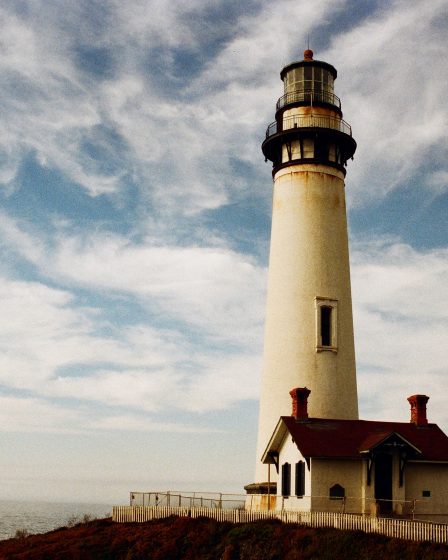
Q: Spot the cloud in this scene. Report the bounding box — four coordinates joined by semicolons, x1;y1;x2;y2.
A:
425;170;448;196
0;0;351;215
328;0;448;206
0;214;266;345
1;0;447;222
0;277;95;389
171;353;262;413
0;270;261;415
0;393;219;435
2;0;446;220
0;217;265;426
0;395;81;433
48;239;266;343
1;211;446;433
1;206;447;427
351;239;448;426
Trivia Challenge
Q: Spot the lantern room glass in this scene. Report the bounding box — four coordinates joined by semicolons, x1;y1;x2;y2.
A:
284;66;334;96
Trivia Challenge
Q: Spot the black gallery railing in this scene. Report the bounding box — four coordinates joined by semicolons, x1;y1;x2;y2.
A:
276;90;341;110
266;114;352;139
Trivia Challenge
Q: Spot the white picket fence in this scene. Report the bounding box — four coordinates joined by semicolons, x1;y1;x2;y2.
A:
112;505;448;544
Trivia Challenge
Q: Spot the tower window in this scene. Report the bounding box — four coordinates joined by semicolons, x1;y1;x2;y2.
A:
315;138;329;161
315;297;338;351
321;306;332;346
281;462;291;497
295;461;305;497
302;138;314;158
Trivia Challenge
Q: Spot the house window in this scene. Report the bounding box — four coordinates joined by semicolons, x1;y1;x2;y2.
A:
281;462;291;497
422;490;431;498
295;461;305;497
329;484;345;500
315;297;338;351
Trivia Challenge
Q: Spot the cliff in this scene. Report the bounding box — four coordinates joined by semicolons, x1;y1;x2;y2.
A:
0;516;447;559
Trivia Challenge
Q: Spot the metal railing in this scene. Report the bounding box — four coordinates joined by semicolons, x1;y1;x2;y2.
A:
276;90;341;110
129;491;443;521
266;114;352;139
130;491;245;510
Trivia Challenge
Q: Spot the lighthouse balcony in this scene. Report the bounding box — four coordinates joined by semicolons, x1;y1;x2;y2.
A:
266;114;352;139
276;90;341;112
262;114;356;171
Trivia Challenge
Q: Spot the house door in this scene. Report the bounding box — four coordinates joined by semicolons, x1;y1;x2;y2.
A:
374;453;393;515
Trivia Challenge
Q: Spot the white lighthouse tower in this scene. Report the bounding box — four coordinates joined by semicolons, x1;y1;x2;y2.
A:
252;50;359;487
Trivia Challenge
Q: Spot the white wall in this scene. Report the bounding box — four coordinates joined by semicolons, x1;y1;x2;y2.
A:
278;436;312;511
254;162;359;482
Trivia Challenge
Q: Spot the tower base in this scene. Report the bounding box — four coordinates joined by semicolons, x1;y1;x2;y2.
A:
244;482;277;511
244;482;276;494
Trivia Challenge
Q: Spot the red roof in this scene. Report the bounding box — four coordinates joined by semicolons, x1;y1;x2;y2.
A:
280;416;448;462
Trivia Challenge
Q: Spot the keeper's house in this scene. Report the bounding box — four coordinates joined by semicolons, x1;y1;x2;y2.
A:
261;388;448;521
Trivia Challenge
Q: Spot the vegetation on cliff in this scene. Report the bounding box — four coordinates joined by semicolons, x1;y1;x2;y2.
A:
1;516;447;559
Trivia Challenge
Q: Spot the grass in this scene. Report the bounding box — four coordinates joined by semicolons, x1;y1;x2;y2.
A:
0;516;447;559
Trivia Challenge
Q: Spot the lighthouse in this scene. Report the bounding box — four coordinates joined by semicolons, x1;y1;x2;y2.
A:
253;50;359;486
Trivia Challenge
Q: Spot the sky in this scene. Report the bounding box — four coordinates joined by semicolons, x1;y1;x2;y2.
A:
0;0;447;505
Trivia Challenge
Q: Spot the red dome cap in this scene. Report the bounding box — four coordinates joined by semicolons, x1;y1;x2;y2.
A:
303;49;313;60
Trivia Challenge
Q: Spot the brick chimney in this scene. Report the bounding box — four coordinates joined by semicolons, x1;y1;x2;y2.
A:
290;387;311;420
407;394;429;426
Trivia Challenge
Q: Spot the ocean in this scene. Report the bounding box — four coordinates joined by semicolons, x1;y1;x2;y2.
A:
0;500;113;541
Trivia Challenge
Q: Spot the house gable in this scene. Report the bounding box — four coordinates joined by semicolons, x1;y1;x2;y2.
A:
359;432;422;456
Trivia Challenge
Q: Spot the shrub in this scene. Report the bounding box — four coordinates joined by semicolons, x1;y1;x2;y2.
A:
14;528;30;539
